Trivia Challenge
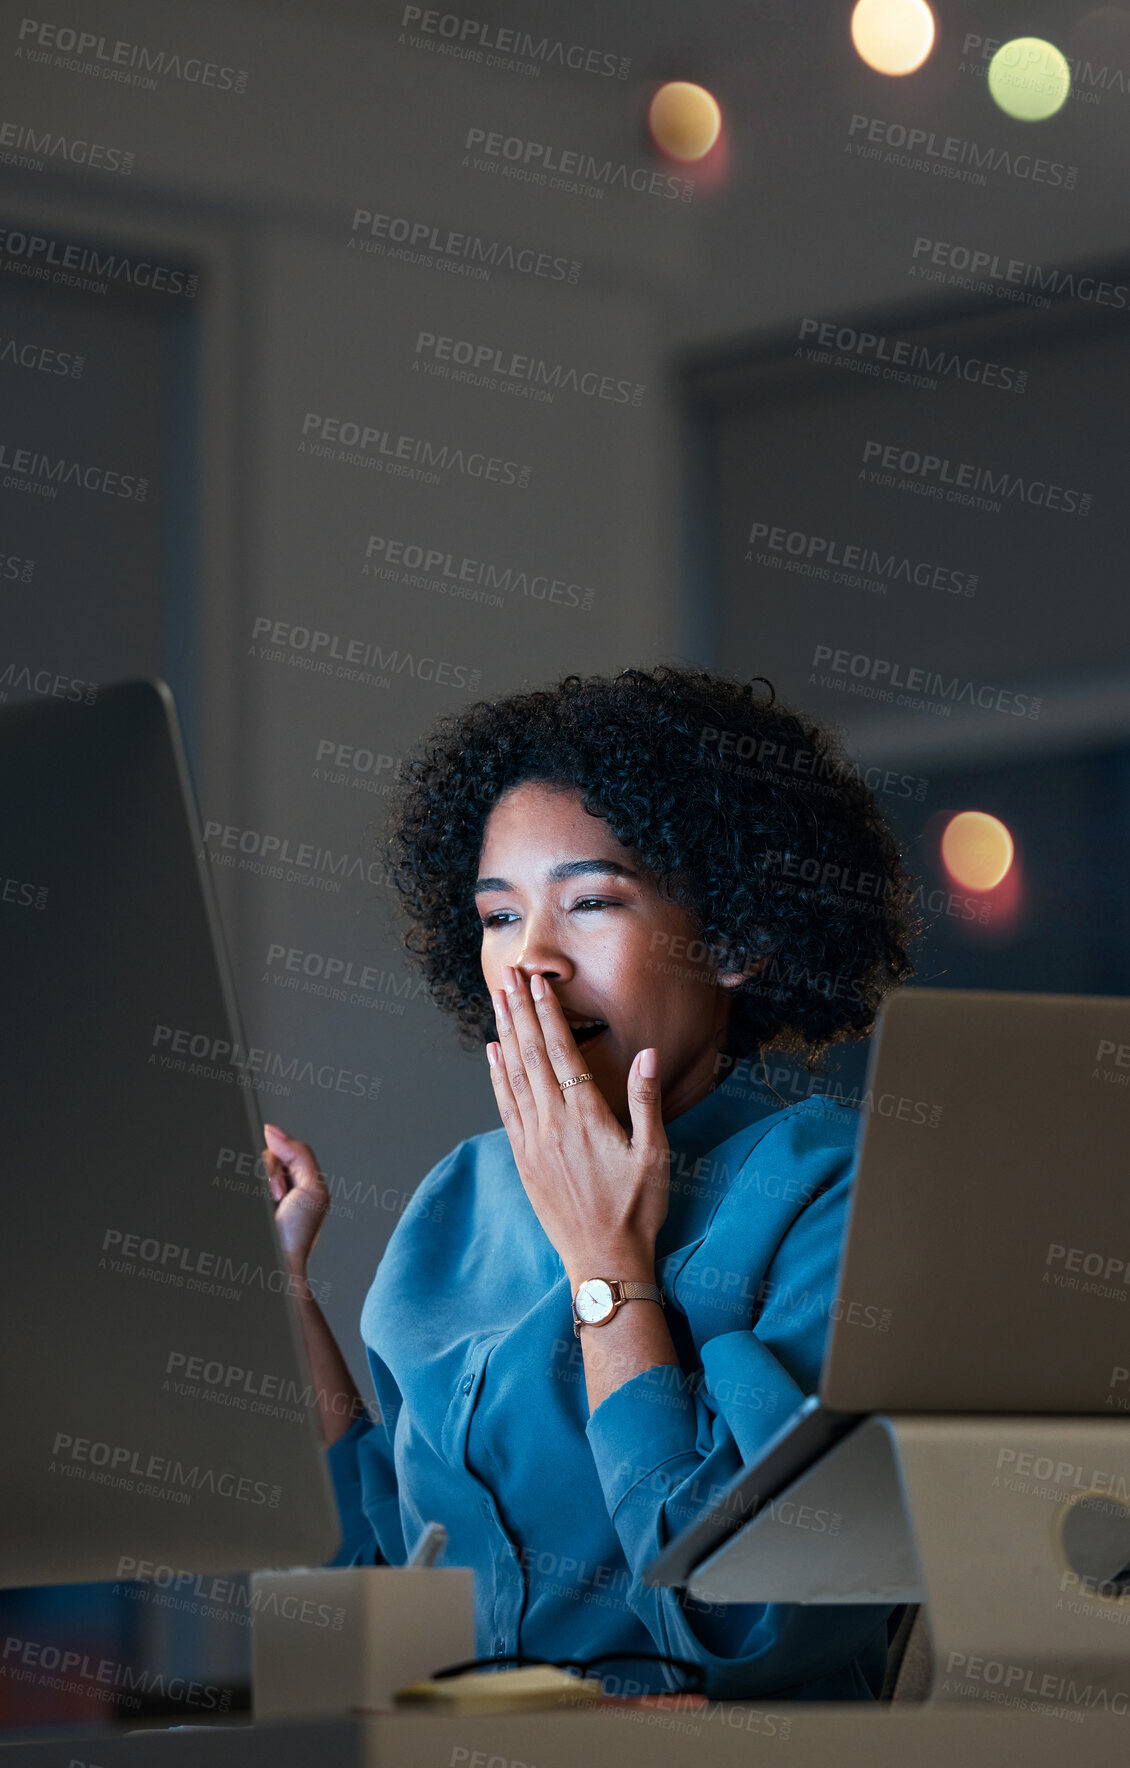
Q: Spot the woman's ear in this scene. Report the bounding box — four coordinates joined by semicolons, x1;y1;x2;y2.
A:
716;954;767;989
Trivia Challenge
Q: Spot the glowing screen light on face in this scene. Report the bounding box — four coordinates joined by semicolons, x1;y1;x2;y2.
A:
940;811;1015;892
850;0;936;75
647;82;722;161
987;37;1072;120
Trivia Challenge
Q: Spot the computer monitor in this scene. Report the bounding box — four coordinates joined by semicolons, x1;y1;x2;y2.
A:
821;985;1130;1412
0;679;341;1586
645;985;1130;1591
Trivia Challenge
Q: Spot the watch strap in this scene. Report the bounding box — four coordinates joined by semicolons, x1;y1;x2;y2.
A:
612;1280;665;1306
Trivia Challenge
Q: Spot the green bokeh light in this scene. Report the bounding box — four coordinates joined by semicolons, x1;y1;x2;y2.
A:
987;37;1071;121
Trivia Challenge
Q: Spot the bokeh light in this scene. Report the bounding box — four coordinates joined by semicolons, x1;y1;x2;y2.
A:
850;0;936;76
987;37;1072;120
941;811;1015;892
648;82;722;161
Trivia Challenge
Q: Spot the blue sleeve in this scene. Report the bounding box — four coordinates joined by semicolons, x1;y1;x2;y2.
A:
323;1349;406;1567
583;1116;893;1698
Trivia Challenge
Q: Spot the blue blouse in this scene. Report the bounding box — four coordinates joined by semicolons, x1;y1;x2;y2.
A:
324;1069;895;1700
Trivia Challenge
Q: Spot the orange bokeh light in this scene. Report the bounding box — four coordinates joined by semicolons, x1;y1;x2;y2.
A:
851;0;936;75
648;82;722;161
941;811;1015;892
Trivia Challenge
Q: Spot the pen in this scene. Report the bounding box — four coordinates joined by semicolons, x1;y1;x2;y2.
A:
406;1521;448;1567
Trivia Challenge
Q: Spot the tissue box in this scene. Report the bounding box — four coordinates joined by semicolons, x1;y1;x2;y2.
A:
251;1566;475;1718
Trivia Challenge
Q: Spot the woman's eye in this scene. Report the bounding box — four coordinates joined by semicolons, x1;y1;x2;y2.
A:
479;900;621;928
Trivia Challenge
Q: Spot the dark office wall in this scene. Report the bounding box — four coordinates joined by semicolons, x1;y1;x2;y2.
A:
5;1;1130;1396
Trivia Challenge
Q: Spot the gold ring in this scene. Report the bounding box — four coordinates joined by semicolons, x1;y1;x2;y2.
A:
559;1072;593;1091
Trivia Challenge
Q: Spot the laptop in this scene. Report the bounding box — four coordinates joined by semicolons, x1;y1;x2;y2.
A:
0;679;341;1585
645;986;1130;1588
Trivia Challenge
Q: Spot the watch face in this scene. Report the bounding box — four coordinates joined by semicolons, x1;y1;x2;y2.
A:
576;1279;615;1324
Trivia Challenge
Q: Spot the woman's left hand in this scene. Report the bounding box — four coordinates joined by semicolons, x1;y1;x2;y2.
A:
486;964;670;1285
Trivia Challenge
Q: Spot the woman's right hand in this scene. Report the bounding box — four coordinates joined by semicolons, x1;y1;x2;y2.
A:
262;1124;330;1279
262;1124;364;1445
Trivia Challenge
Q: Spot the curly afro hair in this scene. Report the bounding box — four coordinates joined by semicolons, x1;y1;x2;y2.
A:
382;664;921;1066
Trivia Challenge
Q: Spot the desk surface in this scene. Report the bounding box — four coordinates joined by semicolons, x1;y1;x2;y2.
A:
3;1702;1124;1765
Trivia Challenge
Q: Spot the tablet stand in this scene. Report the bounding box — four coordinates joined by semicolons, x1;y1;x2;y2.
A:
686;1416;1130;1707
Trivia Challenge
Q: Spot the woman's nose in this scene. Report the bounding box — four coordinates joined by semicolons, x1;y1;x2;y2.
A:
517;962;563;984
513;940;572;982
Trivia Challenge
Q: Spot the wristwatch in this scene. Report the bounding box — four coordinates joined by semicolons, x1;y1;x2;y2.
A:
572;1278;665;1337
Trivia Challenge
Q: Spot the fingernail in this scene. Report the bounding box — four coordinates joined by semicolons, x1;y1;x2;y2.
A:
491;988;509;1018
264;1123;285;1138
504;964;518;993
529;973;545;1000
640;1048;658;1078
486;1043;500;1067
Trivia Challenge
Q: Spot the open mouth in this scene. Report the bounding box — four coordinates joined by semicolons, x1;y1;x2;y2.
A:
567;1019;608;1047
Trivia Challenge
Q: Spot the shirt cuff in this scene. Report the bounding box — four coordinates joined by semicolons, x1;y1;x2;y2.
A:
585;1360;702;1518
584;1331;812;1523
